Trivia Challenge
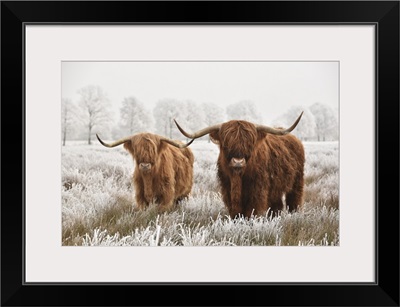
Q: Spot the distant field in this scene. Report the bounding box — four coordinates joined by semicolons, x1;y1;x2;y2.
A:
62;140;339;246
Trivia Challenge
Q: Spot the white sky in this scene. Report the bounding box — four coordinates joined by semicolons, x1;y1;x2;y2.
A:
62;61;338;124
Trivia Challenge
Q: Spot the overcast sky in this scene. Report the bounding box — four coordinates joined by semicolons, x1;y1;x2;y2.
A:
62;61;338;124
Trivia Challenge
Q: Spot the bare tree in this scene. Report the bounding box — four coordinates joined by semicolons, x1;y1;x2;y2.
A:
226;100;262;123
119;96;153;135
183;100;205;131
77;85;113;144
202;102;226;142
202;102;226;125
153;99;185;139
273;106;316;141
309;102;338;141
168;100;206;142
61;98;77;146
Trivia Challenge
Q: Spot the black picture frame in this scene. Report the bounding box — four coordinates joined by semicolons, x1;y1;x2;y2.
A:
1;1;399;306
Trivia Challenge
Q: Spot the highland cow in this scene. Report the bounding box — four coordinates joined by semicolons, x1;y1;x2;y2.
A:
174;112;305;218
96;133;194;212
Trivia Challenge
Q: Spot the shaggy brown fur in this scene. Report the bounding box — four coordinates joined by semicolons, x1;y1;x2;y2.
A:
208;120;305;218
118;133;194;211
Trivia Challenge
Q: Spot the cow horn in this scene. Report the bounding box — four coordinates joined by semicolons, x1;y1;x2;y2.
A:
159;136;194;148
174;119;221;139
96;134;132;147
256;111;304;135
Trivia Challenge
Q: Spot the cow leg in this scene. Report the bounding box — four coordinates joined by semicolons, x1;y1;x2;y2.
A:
269;197;284;217
242;184;269;218
135;192;148;209
219;179;240;219
286;173;304;212
176;184;192;203
158;187;175;212
229;174;243;218
133;173;152;209
175;192;190;204
217;168;236;217
221;189;233;216
244;206;256;218
229;206;243;219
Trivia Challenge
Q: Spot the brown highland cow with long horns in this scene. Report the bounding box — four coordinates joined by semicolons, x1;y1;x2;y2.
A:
96;133;194;212
174;112;305;218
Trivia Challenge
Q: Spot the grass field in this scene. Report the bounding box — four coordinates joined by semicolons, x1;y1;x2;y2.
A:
62;140;339;246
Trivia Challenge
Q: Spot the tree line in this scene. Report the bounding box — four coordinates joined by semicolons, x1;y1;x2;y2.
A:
62;84;338;145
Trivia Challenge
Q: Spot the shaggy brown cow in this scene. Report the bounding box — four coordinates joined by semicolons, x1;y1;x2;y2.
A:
96;133;194;212
174;113;305;218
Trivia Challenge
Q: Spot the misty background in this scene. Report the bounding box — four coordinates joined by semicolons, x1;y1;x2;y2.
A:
61;61;339;145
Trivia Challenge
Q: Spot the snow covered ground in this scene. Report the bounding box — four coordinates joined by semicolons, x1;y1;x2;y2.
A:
62;140;339;246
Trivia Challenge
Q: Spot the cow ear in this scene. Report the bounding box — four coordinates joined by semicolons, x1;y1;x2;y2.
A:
209;131;220;145
123;141;134;154
158;140;168;152
257;130;268;140
209;135;220;145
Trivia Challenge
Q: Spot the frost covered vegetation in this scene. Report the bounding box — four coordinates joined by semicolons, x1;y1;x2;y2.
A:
62;141;339;246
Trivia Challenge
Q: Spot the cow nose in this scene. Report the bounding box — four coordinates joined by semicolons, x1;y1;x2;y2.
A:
232;158;245;167
139;163;151;170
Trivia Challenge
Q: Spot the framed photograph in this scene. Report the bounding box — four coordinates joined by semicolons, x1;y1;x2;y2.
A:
2;1;399;306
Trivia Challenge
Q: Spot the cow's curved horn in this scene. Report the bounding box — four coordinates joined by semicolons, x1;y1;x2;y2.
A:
174;119;221;139
159;136;194;148
256;111;304;135
96;134;132;148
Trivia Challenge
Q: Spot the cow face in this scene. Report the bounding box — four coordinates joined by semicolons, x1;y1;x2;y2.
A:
96;132;191;176
173;112;303;175
123;133;165;174
210;121;259;173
